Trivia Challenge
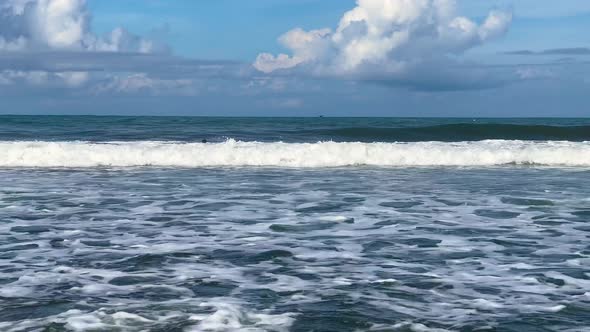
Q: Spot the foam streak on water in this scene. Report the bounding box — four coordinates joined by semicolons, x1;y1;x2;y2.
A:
0;167;589;331
1;139;590;167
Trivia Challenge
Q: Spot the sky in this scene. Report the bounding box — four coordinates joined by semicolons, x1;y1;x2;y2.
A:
0;0;589;116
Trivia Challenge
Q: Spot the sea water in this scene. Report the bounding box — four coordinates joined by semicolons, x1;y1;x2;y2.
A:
0;116;589;331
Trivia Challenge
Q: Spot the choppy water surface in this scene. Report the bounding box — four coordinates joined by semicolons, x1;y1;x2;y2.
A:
1;167;589;331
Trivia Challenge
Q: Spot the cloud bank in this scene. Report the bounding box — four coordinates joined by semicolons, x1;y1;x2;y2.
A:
0;0;167;53
505;48;590;56
254;0;512;89
0;0;188;91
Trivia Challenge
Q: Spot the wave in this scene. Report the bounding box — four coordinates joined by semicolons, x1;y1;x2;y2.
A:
2;118;590;143
302;124;590;142
1;139;589;168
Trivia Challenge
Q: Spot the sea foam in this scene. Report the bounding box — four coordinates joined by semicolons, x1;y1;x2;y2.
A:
0;139;589;167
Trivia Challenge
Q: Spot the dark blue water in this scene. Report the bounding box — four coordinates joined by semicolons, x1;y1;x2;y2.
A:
0;117;589;331
1;116;589;142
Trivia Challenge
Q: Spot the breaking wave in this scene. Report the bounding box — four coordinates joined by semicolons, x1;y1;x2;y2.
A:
305;124;590;142
1;139;589;168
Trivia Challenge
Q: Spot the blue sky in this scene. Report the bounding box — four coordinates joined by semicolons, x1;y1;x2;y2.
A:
87;1;352;59
0;0;589;116
86;0;590;60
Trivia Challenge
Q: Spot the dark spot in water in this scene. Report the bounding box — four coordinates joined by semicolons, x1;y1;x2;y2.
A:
100;198;128;205
323;217;355;224
39;322;69;331
475;209;521;219
186;280;237;297
114;254;168;271
110;276;160;286
147;216;174;222
438;250;487;260
474;286;502;296
240;288;281;306
572;210;590;218
250;249;294;263
58;201;80;208
81;240;111;247
436;199;465;206
269;222;337;233
534;275;566;287
0;277;18;285
501;197;554;206
363;240;395;252
0;252;17;260
379;201;422;209
114;225;134;232
0;300;75;322
539;229;565;237
398;238;441;248
343;197;365;203
11;226;51;234
164;221;195;228
49;238;67;248
9;215;48;221
491;239;538;248
5;243;40;251
404;280;445;290
195;202;236;210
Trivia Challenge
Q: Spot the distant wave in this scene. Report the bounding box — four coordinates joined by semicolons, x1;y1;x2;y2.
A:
302;124;590;142
1;119;590;143
1;139;589;167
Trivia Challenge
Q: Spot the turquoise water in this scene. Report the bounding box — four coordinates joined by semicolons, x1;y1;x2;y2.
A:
0;117;589;331
0;116;589;142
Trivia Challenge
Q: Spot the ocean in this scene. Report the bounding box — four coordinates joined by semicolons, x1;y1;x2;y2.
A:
0;116;589;331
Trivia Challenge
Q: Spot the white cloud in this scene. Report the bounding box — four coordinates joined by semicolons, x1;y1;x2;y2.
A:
0;69;88;87
0;0;169;89
255;0;512;82
31;0;87;49
0;0;165;53
94;73;200;96
57;71;88;87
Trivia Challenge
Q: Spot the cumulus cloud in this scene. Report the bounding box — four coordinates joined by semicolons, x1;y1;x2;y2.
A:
0;0;173;89
0;48;246;97
254;0;512;89
0;0;165;53
31;0;88;49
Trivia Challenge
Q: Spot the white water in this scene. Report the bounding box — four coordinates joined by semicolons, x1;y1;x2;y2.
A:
0;167;589;331
1;139;589;167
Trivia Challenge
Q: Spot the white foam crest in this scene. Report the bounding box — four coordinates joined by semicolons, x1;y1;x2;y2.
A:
0;139;589;167
187;303;295;332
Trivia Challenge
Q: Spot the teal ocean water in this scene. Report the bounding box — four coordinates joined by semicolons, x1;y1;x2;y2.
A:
1;116;589;142
0;116;589;331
